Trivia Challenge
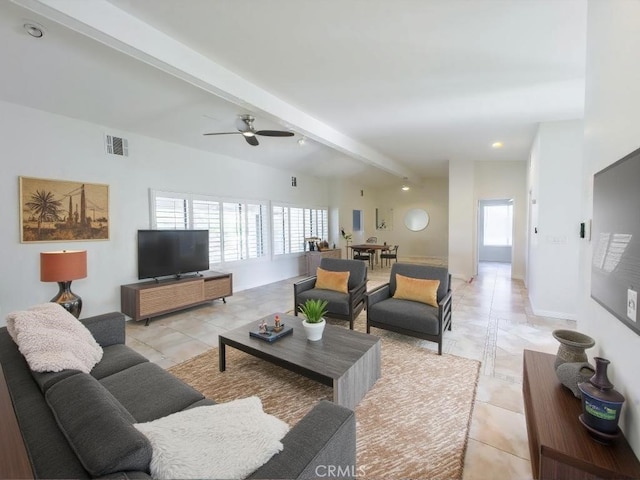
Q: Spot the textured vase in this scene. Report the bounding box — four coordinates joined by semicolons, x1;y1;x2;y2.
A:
555;362;595;398
578;357;625;442
552;329;595;370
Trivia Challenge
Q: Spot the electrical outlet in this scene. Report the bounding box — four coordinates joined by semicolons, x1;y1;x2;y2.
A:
627;289;637;322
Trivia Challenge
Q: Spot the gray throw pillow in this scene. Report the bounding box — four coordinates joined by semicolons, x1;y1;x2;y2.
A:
45;373;152;477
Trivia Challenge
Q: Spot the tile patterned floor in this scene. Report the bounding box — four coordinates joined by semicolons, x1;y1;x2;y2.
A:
125;261;575;480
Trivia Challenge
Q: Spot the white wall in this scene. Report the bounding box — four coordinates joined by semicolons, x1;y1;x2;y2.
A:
448;160;476;280
527;121;583;319
365;178;449;260
579;0;640;455
475;161;527;279
0;101;330;322
449;159;527;281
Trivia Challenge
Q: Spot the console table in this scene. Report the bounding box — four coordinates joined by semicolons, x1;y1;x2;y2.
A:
121;271;232;324
523;349;640;479
305;249;341;275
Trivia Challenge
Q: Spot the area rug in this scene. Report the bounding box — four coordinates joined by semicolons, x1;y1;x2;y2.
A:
169;332;480;479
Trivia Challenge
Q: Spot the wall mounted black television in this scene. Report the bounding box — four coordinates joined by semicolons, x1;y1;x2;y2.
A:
137;230;209;280
591;146;640;336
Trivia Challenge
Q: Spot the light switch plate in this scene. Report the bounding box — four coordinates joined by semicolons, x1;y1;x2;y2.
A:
628;289;637;322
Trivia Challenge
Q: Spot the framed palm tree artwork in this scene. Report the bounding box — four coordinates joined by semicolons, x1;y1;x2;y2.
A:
19;176;109;242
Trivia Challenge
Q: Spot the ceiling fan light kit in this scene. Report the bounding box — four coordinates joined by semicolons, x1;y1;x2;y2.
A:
203;114;294;146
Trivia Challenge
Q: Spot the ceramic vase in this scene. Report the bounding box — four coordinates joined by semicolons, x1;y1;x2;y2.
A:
555;362;595;398
552;329;595;370
578;357;625;443
302;318;326;341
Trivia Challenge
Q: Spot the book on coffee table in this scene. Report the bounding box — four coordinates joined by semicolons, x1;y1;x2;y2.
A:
249;324;293;343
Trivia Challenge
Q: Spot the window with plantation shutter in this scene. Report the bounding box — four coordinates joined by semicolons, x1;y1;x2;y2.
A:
272;205;288;255
150;190;268;265
154;196;189;229
246;204;266;258
193;200;222;264
223;202;243;262
305;208;328;241
289;207;305;253
273;205;328;255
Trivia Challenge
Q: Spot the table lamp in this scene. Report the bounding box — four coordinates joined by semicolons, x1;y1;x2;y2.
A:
40;250;87;318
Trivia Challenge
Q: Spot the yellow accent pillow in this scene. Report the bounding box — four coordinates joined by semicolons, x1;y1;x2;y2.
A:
315;268;350;293
393;274;440;307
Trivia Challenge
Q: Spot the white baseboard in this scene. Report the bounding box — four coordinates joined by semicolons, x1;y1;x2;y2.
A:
530;308;577;321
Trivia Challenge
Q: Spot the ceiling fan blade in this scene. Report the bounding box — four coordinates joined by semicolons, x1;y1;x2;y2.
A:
203;131;242;136
245;135;259;146
255;130;294;137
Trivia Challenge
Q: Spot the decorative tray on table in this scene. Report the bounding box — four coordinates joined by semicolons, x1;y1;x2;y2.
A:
249;324;293;343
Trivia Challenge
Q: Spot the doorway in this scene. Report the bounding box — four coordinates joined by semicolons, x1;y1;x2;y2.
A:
478;199;513;264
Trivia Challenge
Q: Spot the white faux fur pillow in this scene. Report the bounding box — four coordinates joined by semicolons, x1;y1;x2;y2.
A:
134;396;289;480
6;303;103;373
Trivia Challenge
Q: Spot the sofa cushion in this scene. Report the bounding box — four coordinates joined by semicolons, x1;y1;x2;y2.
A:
393;274;440;307
45;373;152;477
90;344;149;380
315;267;350;293
99;362;205;423
368;298;440;335
31;368;80;393
297;288;350;316
0;328;90;479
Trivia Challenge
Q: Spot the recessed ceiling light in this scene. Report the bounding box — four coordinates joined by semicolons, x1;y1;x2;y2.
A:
492;141;503;149
24;23;44;38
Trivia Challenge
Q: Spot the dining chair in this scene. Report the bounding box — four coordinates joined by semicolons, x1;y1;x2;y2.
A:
380;245;399;266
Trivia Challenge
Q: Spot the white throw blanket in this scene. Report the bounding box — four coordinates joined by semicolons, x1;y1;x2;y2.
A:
6;303;103;373
134;396;290;480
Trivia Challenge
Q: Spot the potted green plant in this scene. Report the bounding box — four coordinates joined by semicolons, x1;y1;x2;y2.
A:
299;298;328;341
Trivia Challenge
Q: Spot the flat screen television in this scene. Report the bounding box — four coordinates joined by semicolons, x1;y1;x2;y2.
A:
591;146;640;336
137;230;209;280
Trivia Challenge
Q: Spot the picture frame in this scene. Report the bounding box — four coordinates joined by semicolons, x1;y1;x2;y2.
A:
376;207;394;231
19;176;109;243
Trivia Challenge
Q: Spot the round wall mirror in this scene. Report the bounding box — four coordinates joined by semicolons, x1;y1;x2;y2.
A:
404;209;430;231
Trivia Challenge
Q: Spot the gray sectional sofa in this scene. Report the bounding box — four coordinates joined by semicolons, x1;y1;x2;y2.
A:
0;311;356;479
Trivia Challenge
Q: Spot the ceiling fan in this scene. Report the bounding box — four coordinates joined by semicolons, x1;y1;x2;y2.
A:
203;114;294;146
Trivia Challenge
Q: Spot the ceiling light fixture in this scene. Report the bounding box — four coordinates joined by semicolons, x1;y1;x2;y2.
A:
24;23;44;38
492;141;504;149
401;177;410;191
297;136;306;146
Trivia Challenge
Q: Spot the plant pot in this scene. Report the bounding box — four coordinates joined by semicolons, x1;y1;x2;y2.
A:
552;329;595;370
302;318;326;341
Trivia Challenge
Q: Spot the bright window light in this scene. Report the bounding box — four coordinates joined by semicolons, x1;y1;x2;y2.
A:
483;204;513;246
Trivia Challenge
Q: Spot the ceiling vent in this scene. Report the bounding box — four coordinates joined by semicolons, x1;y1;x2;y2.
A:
105;134;128;157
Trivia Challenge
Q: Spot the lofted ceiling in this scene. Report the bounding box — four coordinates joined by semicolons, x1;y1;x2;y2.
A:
1;0;587;188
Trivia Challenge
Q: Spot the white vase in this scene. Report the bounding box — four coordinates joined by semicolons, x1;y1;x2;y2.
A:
302;318;326;341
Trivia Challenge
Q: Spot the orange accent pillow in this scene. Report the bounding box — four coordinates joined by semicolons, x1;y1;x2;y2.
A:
393;274;440;307
315;268;350;293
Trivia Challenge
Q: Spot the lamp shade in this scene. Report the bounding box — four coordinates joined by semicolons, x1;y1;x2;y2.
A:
40;250;87;282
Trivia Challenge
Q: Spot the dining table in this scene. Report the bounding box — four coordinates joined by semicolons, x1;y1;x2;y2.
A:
348;244;389;268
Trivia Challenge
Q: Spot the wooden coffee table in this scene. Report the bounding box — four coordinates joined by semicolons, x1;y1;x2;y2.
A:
219;313;381;410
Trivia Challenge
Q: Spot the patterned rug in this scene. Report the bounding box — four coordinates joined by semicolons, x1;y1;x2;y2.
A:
169;324;480;479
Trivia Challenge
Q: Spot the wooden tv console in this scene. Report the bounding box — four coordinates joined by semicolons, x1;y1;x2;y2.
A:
121;271;232;324
523;350;640;479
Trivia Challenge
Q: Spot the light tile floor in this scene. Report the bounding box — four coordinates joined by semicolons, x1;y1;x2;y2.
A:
125;261;575;480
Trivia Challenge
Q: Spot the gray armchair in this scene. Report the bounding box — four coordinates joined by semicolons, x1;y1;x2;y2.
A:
294;258;368;330
366;263;452;354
